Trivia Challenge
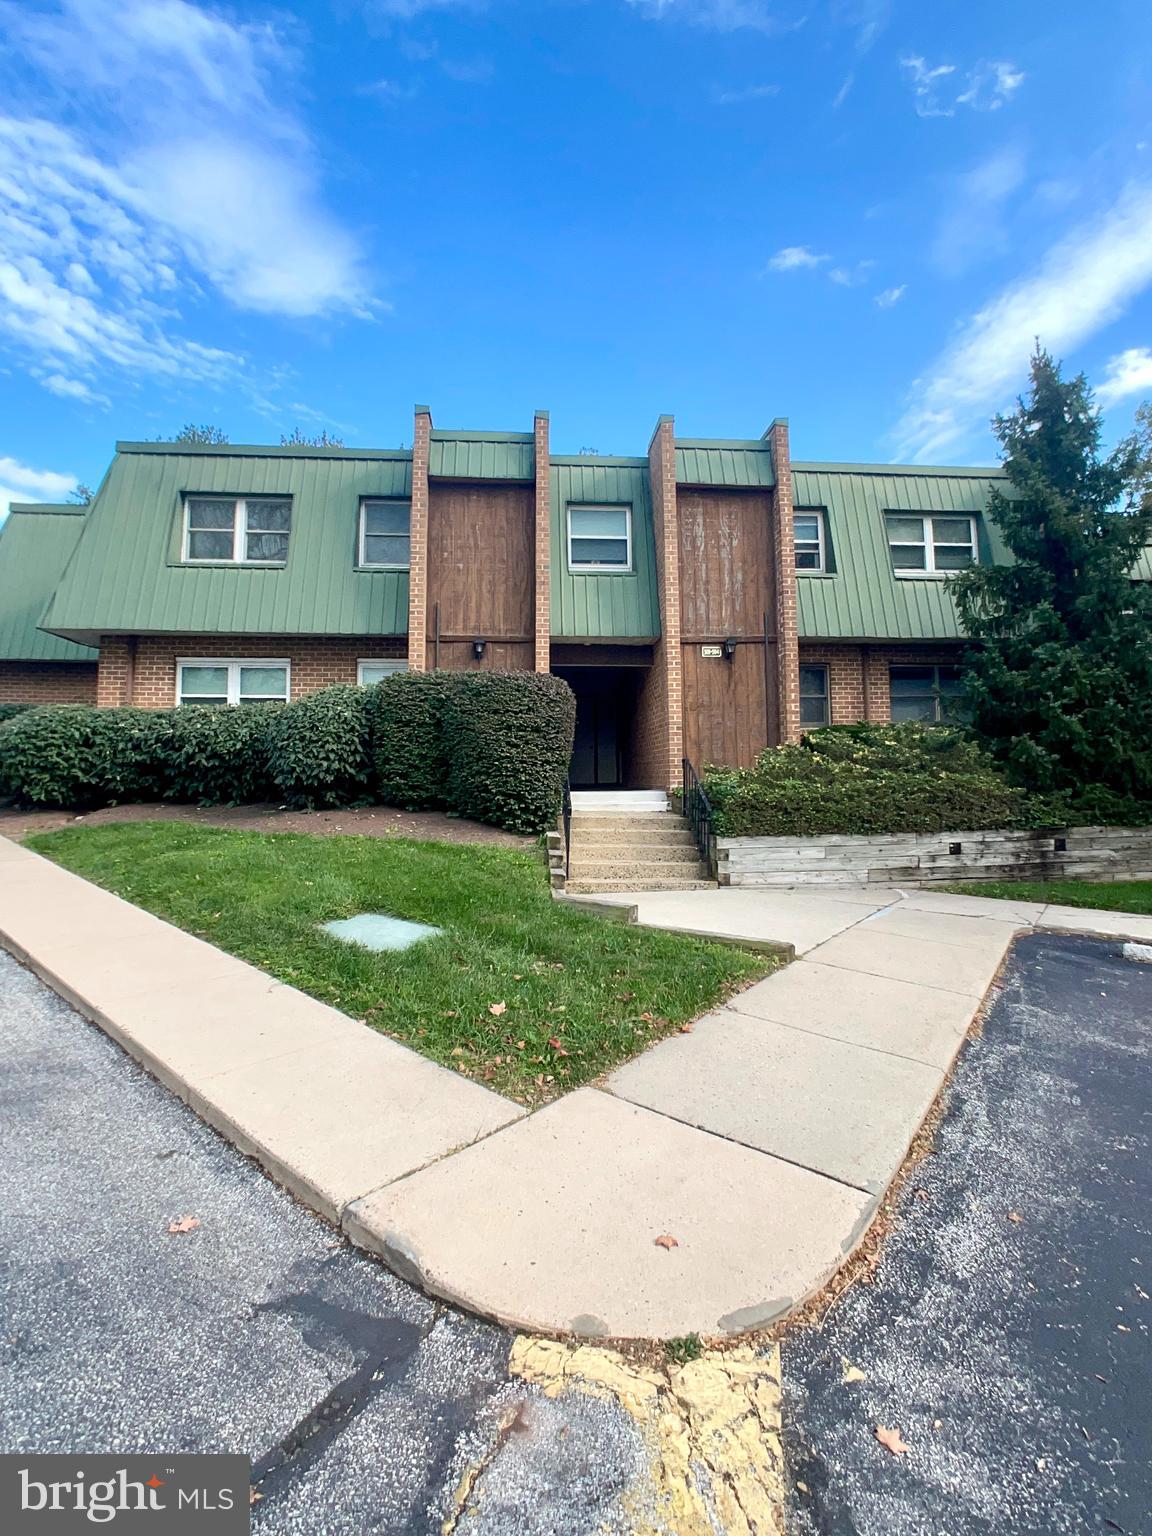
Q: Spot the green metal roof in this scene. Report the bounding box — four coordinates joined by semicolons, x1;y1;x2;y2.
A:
792;464;1010;641
550;461;660;639
42;447;412;644
429;431;534;481
675;441;775;488
0;505;96;662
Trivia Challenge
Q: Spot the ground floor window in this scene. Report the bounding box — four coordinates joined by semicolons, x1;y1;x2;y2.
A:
889;664;965;723
357;659;408;685
799;664;830;727
176;659;291;707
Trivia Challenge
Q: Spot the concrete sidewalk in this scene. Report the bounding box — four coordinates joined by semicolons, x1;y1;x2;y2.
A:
4;831;1151;1340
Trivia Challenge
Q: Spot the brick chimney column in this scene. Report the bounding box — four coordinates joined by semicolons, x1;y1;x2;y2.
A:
407;405;432;672
768;417;801;744
648;415;684;788
533;410;551;673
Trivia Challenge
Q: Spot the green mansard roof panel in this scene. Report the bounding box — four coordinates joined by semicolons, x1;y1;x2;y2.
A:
42;444;412;644
792;463;1009;641
550;459;660;639
429;431;534;481
675;440;775;488
0;505;96;662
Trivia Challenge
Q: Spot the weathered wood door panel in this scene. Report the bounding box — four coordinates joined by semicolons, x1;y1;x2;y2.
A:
427;485;534;655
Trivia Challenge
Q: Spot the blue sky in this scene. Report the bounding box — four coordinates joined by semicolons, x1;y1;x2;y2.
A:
1;0;1151;515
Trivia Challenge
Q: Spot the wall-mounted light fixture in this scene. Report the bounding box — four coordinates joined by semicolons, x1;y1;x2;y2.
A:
472;639;486;661
722;637;738;661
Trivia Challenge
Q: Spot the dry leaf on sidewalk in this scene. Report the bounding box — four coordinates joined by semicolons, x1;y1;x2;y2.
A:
167;1216;200;1235
1008;1211;1023;1223
875;1425;910;1456
654;1234;679;1250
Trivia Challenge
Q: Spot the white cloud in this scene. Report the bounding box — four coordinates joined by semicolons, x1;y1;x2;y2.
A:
930;145;1029;278
901;56;1024;118
829;260;875;287
875;285;906;307
714;83;780;105
0;0;372;405
0;454;77;523
765;245;829;272
1097;347;1152;407
41;372;110;405
894;182;1152;461
624;0;803;34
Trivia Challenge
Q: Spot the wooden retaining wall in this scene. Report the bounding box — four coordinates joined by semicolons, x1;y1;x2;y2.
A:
716;826;1152;888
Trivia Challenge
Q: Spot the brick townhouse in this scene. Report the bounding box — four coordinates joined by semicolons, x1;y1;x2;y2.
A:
1;408;1010;788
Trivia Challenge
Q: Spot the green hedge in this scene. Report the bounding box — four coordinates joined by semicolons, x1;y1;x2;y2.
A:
443;672;577;834
367;672;450;810
0;702;36;725
267;686;372;808
0;673;577;833
704;723;1067;838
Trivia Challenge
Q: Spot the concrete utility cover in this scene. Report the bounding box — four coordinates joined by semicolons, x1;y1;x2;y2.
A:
322;913;442;952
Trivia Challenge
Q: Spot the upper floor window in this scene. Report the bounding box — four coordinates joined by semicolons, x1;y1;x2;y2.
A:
358;659;408;685
568;504;632;571
176;658;290;707
885;513;976;575
183;497;291;564
360;500;411;568
889;665;965;724
794;510;825;572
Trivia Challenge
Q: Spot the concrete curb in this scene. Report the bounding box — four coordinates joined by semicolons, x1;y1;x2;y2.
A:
4;834;1151;1339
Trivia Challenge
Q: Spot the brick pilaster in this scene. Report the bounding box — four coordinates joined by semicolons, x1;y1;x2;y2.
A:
96;635;135;707
648;415;684;789
767;418;801;744
407;405;432;672
533;410;551;673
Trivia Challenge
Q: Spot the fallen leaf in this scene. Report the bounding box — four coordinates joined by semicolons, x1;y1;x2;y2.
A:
250;1489;263;1505
875;1426;910;1456
489;1002;507;1017
513;974;523;981
167;1216;200;1235
654;1233;679;1250
841;1358;866;1384
515;1040;526;1050
640;1011;654;1022
547;1035;569;1055
1008;1211;1023;1223
451;1046;466;1056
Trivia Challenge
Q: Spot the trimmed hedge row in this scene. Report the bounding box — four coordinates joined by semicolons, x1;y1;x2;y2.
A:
0;671;576;833
704;722;1079;838
0;702;35;725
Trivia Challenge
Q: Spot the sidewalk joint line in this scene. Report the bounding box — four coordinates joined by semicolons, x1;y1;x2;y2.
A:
720;998;956;1071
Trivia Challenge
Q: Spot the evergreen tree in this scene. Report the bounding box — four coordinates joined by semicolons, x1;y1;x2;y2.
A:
950;349;1152;800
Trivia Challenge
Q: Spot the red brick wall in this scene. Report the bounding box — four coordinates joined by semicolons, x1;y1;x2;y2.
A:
408;407;432;673
768;420;801;745
533;410;551;673
630;661;670;789
0;661;98;705
799;643;967;725
96;635;406;709
647;416;684;790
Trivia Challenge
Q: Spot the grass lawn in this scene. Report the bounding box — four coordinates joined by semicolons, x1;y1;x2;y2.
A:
942;879;1152;915
26;822;777;1104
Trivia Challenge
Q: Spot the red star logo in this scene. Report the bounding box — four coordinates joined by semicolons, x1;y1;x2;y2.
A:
146;1476;165;1489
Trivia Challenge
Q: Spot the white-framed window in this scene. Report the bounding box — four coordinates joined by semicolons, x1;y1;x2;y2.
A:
889;665;965;724
176;658;291;707
794;510;826;572
359;500;411;568
357;659;409;685
799;664;830;727
567;504;632;571
182;497;291;564
885;513;977;575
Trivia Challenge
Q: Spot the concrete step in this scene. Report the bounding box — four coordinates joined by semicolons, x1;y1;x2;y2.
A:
569;842;702;865
567;880;716;895
568;859;712;883
571;815;693;839
569;790;670;814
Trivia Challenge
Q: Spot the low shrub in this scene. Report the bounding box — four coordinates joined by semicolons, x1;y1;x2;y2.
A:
0;702;36;725
267;685;372;808
163;704;279;805
86;708;175;803
443;671;576;834
705;722;1047;838
366;671;450;810
0;705;93;806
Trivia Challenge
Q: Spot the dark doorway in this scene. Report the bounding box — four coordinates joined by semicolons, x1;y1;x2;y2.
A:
553;667;643;788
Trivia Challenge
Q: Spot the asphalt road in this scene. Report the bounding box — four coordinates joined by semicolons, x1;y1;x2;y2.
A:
783;932;1152;1536
0;950;649;1536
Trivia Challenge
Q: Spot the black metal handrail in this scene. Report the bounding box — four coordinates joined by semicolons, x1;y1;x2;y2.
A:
562;778;573;878
682;758;716;875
